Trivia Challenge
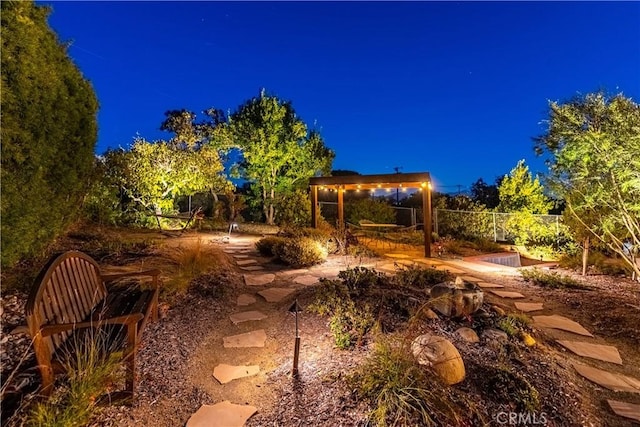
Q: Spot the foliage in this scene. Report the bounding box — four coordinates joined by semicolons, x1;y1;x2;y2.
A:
436;208;493;241
498;314;530;337
351;337;461;427
329;300;375;349
255;236;287;257
1;1;99;266
559;250;631;276
534;91;640;279
393;265;452;289
27;330;123;427
497;160;553;214
103;137;230;219
345;198;396;225
338;266;388;296
230;90;334;225
470;178;500;209
273;237;328;267
274;190;312;227
520;268;589;290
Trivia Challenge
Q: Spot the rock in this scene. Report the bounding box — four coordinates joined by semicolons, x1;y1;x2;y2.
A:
491;305;506;316
482;328;508;343
429;281;484;318
411;334;465;385
474;308;491;319
520;332;536;347
423;308;439;320
456;327;479;343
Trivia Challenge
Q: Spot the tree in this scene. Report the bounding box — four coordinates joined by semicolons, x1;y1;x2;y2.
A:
230;91;334;225
470;178;500;209
497;160;554;247
497;160;552;214
104;137;229;223
534;91;640;279
1;1;99;266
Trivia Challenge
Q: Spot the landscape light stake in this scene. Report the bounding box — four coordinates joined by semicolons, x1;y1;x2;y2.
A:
288;299;302;377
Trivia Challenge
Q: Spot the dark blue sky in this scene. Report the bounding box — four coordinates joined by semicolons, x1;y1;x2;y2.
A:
43;1;640;192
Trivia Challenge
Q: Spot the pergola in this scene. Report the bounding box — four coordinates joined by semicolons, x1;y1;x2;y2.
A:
309;172;433;257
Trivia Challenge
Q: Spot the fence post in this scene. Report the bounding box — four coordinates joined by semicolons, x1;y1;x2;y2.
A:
434;208;439;235
493;212;497;242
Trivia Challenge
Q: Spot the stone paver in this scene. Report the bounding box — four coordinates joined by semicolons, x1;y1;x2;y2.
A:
476;281;505;289
557;340;622;364
442;267;465;274
223;329;267;348
243;273;275;287
186;401;257;427
230;310;268;325
514;302;544;312
607;400;640;422
213;364;260;384
294;275;319;286
232;254;250;259
573;363;640;393
237;294;257;306
458;275;480;282
533;315;593;337
236;259;258;266
277;268;309;276
491;290;526;299
258;287;295;302
240;265;265;271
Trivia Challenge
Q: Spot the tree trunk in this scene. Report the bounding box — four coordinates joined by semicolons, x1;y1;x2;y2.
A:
581;236;589;276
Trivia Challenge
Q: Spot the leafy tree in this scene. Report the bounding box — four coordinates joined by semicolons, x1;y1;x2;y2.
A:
230;91;334;225
345;199;396;225
470;178;500;209
104;137;229;224
1;1;98;266
534;91;640;279
497;161;554;248
497;160;552;214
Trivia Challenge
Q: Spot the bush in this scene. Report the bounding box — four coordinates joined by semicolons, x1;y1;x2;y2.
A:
255;236;287;257
273;237;328;267
274;190;312;227
520;268;590;290
1;1;99;267
393;265;452;289
345;198;396;225
351;337;461;427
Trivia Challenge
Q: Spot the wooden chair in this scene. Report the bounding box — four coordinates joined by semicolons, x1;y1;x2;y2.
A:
25;251;160;399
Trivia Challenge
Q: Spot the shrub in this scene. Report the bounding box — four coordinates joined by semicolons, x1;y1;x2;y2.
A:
520;268;590;290
472;238;504;253
255;236;286;257
338;267;387;296
393;265;452;289
351;337;461;427
273;237;327;267
274;190;312;227
482;366;540;412
345;198;396;225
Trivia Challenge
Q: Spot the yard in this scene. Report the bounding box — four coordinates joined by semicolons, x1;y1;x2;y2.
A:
2;225;639;426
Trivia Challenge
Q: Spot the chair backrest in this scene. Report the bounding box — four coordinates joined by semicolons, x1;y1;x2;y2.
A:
25;251;107;355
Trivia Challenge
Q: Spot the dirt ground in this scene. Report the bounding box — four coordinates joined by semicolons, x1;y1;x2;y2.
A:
1;228;639;426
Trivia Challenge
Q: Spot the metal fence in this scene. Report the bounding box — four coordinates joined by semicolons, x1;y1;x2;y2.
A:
434;208;562;242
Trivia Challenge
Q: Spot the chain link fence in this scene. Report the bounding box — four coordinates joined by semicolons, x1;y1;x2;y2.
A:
434;208;562;243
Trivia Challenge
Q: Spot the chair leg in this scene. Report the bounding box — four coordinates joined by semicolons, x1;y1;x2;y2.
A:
125;323;138;399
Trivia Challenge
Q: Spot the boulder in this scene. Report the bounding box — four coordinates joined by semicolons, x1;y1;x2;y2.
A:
411;334;465;385
482;328;508;344
429;281;484;318
456;327;480;343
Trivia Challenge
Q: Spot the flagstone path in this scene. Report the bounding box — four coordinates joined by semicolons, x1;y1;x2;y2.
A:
186;238;640;425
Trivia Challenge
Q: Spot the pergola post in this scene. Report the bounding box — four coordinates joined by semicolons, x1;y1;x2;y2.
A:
423;183;432;257
337;185;344;229
310;185;319;228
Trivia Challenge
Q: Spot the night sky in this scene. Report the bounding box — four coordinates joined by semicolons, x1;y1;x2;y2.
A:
42;1;640;193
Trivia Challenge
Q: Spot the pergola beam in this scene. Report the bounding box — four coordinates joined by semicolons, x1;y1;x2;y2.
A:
309;172;432;258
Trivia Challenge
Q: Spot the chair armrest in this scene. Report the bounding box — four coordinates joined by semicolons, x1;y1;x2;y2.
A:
40;313;144;337
102;269;161;288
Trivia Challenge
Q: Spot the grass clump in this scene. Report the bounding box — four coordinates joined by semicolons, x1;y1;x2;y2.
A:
27;331;123;427
520;268;590;290
481;366;540;412
351;337;462;427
